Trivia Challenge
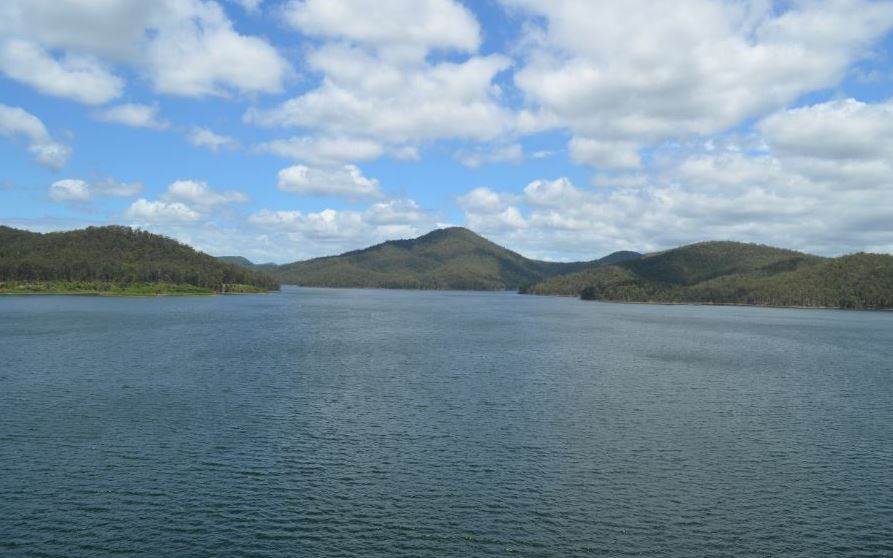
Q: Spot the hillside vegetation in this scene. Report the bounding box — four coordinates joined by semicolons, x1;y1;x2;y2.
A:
263;227;595;290
0;226;279;294
525;241;892;309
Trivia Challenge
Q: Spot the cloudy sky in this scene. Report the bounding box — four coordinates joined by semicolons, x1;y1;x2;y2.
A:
1;0;893;263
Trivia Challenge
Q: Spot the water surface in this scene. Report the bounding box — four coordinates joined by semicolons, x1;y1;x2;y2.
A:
1;288;891;556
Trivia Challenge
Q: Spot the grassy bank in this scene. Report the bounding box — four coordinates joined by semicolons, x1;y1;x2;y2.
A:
0;281;272;296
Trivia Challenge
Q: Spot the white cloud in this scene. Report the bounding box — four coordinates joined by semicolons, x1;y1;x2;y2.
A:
277;164;382;199
0;103;70;169
568;137;641;170
465;206;528;232
247;46;512;144
457;187;515;213
451;95;893;259
121;179;247;227
282;0;480;59
523;177;586;208
0;0;289;99
458;134;893;259
507;0;893;168
146;1;289;96
756;99;893;191
125;199;202;223
249;197;437;256
162;179;247;210
187;127;238;151
759;98;893;163
364;198;428;225
47;177;143;203
247;4;512;160
0;38;123;105
95;103;168;129
257;136;385;165
49;179;90;202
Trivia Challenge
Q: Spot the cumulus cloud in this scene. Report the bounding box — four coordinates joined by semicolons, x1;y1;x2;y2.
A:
0;103;70;169
758;98;893;189
0;0;289;100
277;164;382;199
457;187;517;213
364;198;429;226
249;198;437;255
256;136;385;165
95;103;168;129
187;127;239;151
506;0;893;168
48;177;142;202
49;179;90;202
282;0;480;58
568;137;641;170
247;45;512;144
0;38;124;105
162;179;247;210
125;199;202;223
122;180;247;226
146;1;289;96
458;133;893;260
247;1;511;160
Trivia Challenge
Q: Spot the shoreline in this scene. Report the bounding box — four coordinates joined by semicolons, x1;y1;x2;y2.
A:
0;291;277;297
0;282;278;297
580;298;891;311
284;285;891;311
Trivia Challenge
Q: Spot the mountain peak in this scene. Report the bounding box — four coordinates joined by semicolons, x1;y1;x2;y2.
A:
270;226;587;290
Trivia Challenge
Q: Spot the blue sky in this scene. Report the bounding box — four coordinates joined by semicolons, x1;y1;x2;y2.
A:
1;0;893;263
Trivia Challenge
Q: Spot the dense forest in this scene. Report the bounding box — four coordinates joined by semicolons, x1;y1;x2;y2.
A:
254;227;595;290
0;226;279;294
236;227;642;291
5;224;888;307
525;241;892;309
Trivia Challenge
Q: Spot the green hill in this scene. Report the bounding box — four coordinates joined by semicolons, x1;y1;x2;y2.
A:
525;240;892;309
0;225;279;295
641;252;893;309
520;250;643;295
595;250;643;265
217;255;256;268
267;227;592;290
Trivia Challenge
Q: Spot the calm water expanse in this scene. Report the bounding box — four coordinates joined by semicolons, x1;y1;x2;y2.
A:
1;288;891;557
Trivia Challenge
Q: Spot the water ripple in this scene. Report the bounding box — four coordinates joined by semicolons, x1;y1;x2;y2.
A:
1;289;892;557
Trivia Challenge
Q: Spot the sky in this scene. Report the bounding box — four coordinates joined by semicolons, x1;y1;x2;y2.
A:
1;0;893;263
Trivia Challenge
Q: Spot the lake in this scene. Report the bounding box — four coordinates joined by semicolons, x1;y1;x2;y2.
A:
1;287;891;557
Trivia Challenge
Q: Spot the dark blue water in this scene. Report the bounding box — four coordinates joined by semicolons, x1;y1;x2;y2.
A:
1;288;891;557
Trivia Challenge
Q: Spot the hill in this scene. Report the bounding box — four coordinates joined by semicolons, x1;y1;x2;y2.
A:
525;240;892;309
217;255;255;268
265;227;593;290
0;225;279;295
520;250;643;295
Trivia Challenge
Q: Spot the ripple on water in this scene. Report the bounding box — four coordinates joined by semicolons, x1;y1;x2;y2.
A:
1;289;892;557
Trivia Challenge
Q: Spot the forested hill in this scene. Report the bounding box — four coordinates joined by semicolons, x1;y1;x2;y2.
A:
0;226;279;293
524;241;893;309
262;227;598;290
217;256;255;268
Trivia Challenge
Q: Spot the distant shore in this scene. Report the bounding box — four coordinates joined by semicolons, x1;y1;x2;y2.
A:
576;297;891;311
0;281;273;297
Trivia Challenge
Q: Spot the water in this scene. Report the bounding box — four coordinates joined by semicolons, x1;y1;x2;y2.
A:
1;288;891;557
